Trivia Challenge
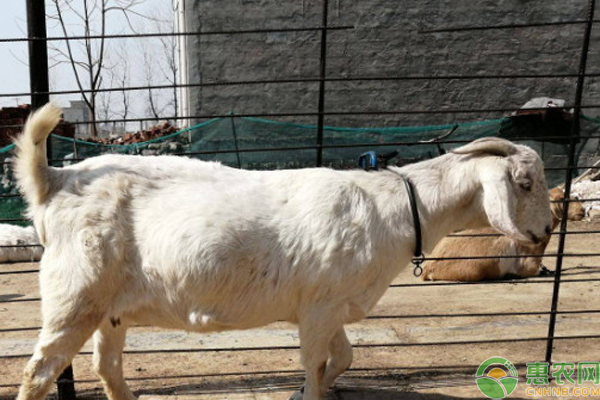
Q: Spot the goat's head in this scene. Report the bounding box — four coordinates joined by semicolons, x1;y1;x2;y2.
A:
453;137;552;245
549;188;586;227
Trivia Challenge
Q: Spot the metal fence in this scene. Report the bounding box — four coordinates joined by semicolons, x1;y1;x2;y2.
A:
1;0;599;398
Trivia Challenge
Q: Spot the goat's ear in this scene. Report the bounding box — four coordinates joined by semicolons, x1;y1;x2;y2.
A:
550;200;563;223
480;170;529;242
548;188;565;225
452;137;517;157
549;188;564;201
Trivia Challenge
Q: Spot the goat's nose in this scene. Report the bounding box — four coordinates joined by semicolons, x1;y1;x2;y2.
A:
545;225;552;236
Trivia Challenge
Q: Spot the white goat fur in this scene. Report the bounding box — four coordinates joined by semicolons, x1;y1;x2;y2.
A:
0;224;42;262
15;104;552;400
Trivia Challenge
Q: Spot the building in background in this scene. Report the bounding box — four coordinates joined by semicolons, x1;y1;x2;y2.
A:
176;0;191;127
62;100;92;138
0;105;75;148
176;0;599;129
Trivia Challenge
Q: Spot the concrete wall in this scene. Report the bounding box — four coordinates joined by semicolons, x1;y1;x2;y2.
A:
183;0;599;128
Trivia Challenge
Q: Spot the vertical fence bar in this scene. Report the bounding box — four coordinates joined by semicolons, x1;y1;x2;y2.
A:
229;115;242;168
545;0;595;364
27;2;76;399
315;0;329;167
27;0;50;111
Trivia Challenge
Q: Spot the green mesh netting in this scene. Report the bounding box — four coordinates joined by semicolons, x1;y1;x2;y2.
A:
0;114;598;224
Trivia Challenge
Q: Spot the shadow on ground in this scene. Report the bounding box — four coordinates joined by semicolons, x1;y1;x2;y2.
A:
122;372;531;400
0;293;24;302
0;370;541;400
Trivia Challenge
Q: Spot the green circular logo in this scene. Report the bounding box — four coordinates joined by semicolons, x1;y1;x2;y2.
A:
475;357;518;398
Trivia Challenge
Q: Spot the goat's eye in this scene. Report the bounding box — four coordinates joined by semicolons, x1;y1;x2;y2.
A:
520;181;532;192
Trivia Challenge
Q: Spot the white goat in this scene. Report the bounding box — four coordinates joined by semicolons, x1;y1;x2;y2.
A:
15;104;552;400
0;224;42;262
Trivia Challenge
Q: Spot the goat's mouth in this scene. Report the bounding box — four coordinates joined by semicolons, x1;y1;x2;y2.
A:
526;230;541;245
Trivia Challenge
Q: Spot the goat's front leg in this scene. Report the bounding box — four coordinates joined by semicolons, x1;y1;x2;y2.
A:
93;319;136;400
18;313;102;400
293;308;343;400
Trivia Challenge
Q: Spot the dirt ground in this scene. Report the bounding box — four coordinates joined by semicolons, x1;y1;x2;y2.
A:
1;220;599;399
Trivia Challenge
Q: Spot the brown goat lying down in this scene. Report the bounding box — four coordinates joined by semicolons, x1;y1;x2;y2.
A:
422;188;585;282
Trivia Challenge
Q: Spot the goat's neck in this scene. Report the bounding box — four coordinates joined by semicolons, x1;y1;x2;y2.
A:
389;154;486;253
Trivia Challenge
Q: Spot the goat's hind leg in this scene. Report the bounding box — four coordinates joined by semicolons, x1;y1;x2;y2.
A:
291;308;343;400
291;327;353;400
17;313;102;400
320;327;353;393
93;319;136;400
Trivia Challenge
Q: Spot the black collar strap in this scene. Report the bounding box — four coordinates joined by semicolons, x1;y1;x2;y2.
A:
402;176;425;277
356;151;424;277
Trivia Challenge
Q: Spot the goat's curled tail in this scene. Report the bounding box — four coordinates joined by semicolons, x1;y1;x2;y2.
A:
14;103;62;208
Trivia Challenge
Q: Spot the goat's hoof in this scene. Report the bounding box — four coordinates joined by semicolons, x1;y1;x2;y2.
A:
288;385;304;400
540;265;555;276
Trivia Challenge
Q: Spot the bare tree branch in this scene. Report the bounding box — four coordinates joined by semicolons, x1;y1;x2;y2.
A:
48;0;148;137
138;2;179;121
51;0;91;111
8;49;29;68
